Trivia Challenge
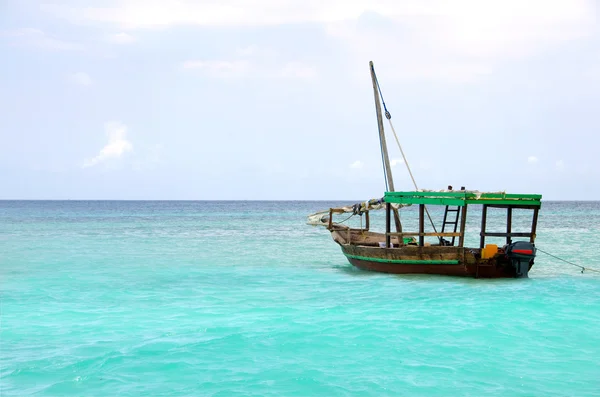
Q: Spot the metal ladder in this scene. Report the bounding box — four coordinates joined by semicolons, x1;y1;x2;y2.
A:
441;205;461;246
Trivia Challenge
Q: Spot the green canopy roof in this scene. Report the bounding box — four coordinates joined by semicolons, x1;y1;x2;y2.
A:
384;191;542;207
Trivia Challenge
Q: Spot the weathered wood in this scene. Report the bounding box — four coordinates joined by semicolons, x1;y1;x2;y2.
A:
486;204;540;210
318;64;542;279
340;244;533;278
387;191;541;199
345;243;465;257
419;204;425;246
387;232;461;237
483;232;532;238
480;204;488;248
385;202;391;248
458;205;468;247
506;207;513;245
369;61;395;192
531;207;539;243
365;210;370;231
392;208;402;239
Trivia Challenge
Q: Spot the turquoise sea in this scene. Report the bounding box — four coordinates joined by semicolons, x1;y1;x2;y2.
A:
2;200;600;396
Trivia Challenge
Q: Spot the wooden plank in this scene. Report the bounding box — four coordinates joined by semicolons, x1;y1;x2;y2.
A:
344;253;460;265
330;208;348;213
419;204;425;246
485;204;541;210
459;204;467;247
502;193;543;199
385;196;540;207
387;191;468;197
531;207;539;243
349;244;465;257
385;202;391;248
387;232;461;237
506;207;512;245
384;191;542;207
483;232;532;237
388;197;466;206
480;204;487;248
392;208;402;238
385;191;542;200
465;198;541;206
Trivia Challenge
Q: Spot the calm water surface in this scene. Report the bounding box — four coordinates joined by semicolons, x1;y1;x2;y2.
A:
1;200;599;396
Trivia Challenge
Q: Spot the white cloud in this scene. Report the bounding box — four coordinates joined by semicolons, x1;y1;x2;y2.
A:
182;58;317;80
83;122;133;168
41;1;356;28
109;32;136;44
41;1;592;30
350;160;364;169
528;156;539;164
279;62;317;80
556;159;565;170
2;28;82;51
70;72;93;86
41;1;594;82
326;0;594;82
234;45;279;60
182;60;249;77
40;1;594;45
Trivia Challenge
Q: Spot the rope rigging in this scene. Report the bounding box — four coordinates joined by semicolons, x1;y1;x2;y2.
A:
373;70;441;240
335;213;356;225
377;128;389;192
373;73;389;192
326;63;600;278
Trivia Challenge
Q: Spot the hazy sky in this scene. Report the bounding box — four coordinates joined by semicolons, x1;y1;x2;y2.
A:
1;0;598;200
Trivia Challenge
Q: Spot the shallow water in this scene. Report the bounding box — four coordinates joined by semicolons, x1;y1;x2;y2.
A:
2;200;599;396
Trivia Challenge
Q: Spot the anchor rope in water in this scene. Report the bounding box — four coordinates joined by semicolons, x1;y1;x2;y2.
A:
537;248;600;274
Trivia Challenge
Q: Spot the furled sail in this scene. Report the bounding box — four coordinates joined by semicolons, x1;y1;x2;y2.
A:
306;198;408;226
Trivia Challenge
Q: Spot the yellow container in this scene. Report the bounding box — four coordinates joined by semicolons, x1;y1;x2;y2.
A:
482;244;498;259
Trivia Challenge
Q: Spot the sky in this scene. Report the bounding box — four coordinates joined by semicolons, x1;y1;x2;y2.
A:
0;0;598;200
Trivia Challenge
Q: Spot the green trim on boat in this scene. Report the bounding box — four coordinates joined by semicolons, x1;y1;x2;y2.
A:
344;253;460;265
384;191;542;207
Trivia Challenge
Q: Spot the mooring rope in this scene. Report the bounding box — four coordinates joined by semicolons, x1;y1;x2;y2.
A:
537;248;600;274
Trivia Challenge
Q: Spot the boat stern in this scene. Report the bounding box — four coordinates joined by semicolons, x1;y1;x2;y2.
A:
505;241;537;278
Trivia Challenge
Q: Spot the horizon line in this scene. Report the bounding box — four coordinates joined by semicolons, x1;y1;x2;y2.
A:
0;199;597;202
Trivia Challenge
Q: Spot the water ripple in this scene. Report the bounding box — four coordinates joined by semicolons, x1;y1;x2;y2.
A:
2;201;600;396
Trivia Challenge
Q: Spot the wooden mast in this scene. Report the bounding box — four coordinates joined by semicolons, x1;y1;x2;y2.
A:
370;61;402;243
369;61;395;191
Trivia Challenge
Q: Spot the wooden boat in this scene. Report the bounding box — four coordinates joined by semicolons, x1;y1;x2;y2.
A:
307;62;542;278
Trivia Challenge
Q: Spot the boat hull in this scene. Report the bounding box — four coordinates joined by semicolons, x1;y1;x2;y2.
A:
340;244;533;278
